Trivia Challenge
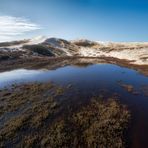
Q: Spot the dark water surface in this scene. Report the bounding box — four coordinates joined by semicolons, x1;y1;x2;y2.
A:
0;64;148;148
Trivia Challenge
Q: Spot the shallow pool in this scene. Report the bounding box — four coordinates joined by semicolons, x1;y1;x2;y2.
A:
0;64;148;147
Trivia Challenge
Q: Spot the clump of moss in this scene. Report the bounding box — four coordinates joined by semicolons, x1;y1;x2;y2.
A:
0;82;63;147
0;98;59;147
0;82;130;147
119;83;134;93
30;99;58;128
42;98;130;148
81;99;130;147
1;115;29;139
0;82;60;114
118;82;141;96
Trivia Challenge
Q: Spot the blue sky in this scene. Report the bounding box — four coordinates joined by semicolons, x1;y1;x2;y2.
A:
0;0;148;42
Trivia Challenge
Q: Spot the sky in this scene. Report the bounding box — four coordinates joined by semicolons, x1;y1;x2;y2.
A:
0;0;148;42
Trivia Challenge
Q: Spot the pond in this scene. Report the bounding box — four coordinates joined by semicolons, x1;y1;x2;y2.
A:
0;63;148;147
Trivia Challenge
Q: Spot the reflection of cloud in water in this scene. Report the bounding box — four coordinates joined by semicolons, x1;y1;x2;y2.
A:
0;69;44;87
0;64;148;90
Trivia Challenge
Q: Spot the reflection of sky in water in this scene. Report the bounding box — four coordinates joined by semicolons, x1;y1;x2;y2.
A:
0;64;148;147
0;64;148;89
0;69;45;88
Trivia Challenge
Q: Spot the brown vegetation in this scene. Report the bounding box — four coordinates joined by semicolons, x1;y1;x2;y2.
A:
0;82;130;147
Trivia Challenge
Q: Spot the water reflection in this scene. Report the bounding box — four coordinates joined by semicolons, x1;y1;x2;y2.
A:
0;64;148;147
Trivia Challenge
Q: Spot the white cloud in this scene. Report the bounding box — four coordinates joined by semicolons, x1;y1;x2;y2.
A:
0;16;41;42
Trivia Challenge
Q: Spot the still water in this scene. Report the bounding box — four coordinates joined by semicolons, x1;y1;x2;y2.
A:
0;64;148;147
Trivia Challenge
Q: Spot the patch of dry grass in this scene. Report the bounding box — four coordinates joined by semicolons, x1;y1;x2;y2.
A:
42;98;130;148
0;83;130;147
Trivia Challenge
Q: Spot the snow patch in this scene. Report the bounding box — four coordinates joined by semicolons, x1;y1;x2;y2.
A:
27;36;47;45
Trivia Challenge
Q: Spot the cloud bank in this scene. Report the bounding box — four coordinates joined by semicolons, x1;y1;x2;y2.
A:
0;16;41;42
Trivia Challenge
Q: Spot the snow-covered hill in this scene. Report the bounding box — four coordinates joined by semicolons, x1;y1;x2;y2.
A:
0;37;148;65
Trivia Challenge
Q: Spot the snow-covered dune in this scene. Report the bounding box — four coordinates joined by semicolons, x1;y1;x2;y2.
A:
72;39;148;65
0;37;148;65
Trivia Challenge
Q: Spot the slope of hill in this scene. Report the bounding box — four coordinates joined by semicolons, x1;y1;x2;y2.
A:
0;37;148;65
